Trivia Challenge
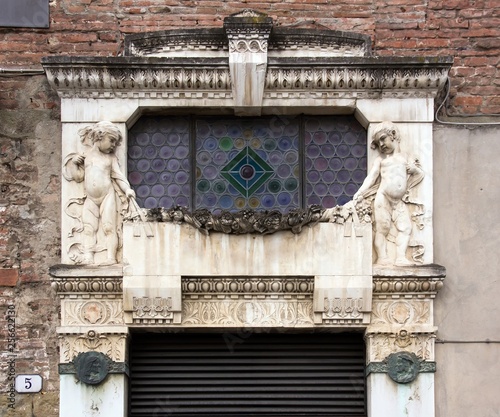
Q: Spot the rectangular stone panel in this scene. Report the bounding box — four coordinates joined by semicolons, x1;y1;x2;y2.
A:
123;222;372;277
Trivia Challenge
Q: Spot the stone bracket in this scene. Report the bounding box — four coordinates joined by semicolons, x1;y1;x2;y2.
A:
313;275;372;325
224;10;273;115
123;275;182;325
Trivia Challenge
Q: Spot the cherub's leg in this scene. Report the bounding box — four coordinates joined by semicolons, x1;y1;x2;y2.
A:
373;193;392;265
393;202;413;266
100;191;119;265
82;199;100;264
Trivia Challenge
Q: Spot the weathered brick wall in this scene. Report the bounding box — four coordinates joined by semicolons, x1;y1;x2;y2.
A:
0;76;61;416
0;0;499;114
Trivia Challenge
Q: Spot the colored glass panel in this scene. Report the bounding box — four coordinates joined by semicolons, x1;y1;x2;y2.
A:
195;117;300;212
305;116;367;208
128;115;367;212
128;117;191;209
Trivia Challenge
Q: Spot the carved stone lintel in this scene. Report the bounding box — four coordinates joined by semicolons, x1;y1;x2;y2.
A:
182;299;314;327
42;58;451;101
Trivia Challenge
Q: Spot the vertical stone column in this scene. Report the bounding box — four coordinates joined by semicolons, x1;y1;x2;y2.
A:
50;265;129;417
365;265;445;417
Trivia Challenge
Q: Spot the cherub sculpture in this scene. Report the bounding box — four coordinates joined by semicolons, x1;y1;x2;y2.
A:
354;122;424;266
64;121;136;265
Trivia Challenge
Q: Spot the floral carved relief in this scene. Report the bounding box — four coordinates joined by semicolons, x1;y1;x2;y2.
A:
366;332;435;362
59;330;128;363
62;300;124;326
182;300;314;327
371;300;431;325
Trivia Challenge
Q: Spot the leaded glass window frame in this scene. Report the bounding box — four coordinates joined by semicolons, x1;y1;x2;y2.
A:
128;114;367;213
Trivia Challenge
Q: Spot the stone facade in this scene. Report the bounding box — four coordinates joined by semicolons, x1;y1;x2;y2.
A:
0;3;499;417
42;12;449;417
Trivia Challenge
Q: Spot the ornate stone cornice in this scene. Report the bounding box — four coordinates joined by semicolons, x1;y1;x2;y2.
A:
50;264;123;298
373;264;446;299
41;56;452;100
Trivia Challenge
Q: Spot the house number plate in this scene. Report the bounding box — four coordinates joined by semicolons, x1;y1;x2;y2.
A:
15;375;43;393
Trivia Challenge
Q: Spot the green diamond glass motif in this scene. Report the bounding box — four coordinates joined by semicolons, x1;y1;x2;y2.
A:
221;147;274;198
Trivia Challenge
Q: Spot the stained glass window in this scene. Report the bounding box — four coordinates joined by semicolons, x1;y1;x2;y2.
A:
128;115;366;212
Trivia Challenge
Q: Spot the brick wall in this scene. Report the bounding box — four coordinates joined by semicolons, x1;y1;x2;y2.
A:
0;76;61;416
0;0;499;114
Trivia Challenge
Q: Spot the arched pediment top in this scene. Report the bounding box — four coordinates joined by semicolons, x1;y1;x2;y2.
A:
124;9;372;59
42;9;452;113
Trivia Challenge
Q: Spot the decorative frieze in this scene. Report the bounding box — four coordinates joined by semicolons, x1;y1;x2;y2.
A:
42;64;232;98
182;299;314;327
50;265;123;299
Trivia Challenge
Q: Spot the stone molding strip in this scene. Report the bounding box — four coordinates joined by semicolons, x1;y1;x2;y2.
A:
182;276;314;297
50;265;123;298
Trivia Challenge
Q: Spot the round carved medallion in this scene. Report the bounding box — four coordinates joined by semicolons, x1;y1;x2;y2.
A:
74;351;110;385
386;351;420;384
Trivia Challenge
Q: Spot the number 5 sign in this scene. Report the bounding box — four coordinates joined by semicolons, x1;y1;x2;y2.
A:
15;375;43;393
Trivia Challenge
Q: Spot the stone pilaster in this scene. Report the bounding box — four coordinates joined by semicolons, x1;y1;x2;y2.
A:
365;264;445;417
50;265;129;417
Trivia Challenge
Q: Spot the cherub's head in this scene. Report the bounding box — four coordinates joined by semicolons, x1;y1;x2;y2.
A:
370;121;400;151
79;121;123;150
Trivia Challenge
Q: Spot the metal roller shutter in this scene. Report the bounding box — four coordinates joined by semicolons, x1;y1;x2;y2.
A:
129;332;366;417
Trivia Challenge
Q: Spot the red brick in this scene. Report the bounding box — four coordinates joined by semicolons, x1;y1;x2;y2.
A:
453;96;483;106
0;268;18;286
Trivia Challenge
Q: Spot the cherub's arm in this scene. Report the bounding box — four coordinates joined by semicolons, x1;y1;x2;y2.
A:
406;155;424;190
62;153;85;183
353;156;382;200
110;156;136;199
